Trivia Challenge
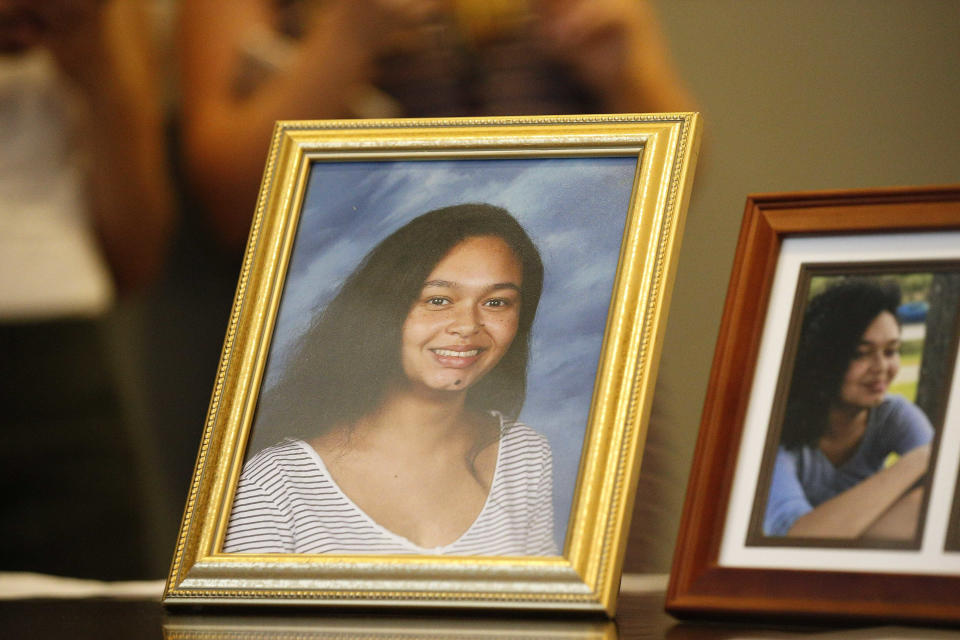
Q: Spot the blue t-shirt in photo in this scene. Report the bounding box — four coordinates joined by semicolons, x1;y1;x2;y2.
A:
764;395;933;536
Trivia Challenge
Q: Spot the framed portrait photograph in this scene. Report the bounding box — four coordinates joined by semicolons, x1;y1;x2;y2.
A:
163;114;701;614
667;186;960;625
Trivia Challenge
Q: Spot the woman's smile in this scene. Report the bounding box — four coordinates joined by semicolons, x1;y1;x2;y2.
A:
430;346;486;367
401;235;522;393
861;380;889;393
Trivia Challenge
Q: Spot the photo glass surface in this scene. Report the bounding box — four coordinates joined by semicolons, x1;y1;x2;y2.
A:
227;156;638;555
747;264;960;550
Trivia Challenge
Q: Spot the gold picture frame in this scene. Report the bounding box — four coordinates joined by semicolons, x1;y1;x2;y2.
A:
163;114;701;614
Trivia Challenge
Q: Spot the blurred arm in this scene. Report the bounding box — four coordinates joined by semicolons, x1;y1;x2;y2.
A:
860;485;924;542
177;0;435;248
41;0;175;292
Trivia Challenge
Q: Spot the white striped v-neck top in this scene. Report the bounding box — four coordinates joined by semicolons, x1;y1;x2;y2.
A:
223;417;558;556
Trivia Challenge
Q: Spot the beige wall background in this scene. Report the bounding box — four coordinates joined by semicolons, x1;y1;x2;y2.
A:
133;0;959;576
626;0;960;572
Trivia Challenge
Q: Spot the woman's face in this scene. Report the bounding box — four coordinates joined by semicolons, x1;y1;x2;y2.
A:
836;310;901;409
400;235;523;395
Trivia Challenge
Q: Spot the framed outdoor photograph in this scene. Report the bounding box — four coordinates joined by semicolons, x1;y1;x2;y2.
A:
163;114;701;614
667;186;960;624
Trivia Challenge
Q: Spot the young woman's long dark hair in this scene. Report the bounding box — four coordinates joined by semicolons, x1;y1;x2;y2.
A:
780;277;901;449
256;203;545;440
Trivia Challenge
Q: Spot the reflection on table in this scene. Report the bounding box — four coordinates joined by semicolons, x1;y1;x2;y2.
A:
2;577;958;639
163;613;616;639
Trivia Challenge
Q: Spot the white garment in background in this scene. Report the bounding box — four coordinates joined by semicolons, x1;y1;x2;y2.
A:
0;49;113;320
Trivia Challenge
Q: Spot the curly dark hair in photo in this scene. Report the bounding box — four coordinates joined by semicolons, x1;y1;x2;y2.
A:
780;277;902;449
254;203;545;440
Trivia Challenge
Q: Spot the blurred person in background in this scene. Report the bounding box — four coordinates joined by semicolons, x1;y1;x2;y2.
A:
177;0;695;248
0;0;174;578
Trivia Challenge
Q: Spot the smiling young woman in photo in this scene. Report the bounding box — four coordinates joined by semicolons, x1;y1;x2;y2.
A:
224;203;557;556
763;278;934;541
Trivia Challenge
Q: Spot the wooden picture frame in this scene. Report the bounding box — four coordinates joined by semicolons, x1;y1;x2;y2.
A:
667;185;960;625
163;114;701;614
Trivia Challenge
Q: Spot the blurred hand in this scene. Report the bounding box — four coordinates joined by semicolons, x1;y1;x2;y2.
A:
0;0;109;81
537;0;651;92
0;1;46;54
534;0;692;112
321;0;447;56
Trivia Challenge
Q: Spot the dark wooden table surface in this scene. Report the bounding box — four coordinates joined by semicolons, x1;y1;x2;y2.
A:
2;590;958;639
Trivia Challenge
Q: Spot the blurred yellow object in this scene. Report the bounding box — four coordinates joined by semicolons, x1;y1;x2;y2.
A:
883;451;901;469
451;0;531;44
